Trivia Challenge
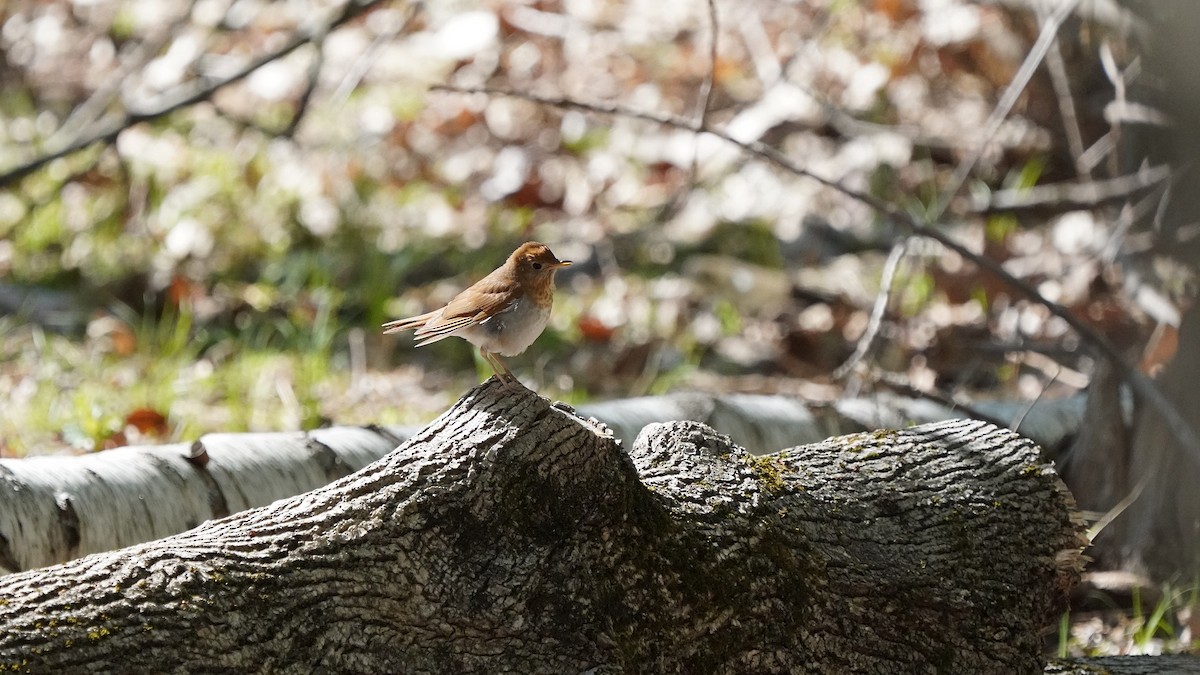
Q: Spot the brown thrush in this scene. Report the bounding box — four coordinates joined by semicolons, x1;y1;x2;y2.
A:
383;242;572;386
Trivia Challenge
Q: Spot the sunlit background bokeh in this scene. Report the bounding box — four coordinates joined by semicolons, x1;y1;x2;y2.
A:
0;0;1157;462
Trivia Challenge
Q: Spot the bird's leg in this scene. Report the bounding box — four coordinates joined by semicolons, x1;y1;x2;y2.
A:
479;346;501;380
481;348;520;390
493;355;521;391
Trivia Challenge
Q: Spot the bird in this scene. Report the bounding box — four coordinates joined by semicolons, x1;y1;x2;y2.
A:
383;242;572;388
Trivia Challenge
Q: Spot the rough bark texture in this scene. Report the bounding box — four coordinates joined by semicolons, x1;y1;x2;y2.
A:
1115;0;1200;581
0;390;1089;576
0;380;1085;673
1127;295;1200;578
1059;359;1130;570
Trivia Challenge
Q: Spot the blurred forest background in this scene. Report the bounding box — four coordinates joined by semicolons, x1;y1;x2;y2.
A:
2;0;1198;656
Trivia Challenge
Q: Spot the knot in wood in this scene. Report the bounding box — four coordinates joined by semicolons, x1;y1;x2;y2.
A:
630;421;773;520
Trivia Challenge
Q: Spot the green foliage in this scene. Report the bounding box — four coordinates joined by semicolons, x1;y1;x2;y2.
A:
985;213;1018;244
16;199;63;254
1057;611;1069;659
1009;157;1046;192
683;220;784;271
984;158;1045;244
868;162;899;203
713;299;742;336
897;266;936;318
1131;586;1172;647
970;285;990;312
1054;581;1200;657
561;127;610;155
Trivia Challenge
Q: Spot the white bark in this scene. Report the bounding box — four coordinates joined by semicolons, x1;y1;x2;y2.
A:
0;426;410;574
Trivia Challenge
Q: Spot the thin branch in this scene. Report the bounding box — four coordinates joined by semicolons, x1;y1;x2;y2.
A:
1078;130;1116;174
1010;360;1060;433
935;0;1083;217
431;82;1200;465
834;0;1082;392
49;19;185;148
872;370;1011;432
1086;471;1150;543
652;0;720;224
736;10;780;84
282;34;329;138
1103;173;1177;262
0;113;123;189
696;0;719;131
684;0;719;184
1036;2;1089;177
0;0;385;188
1097;40;1128;177
332;4;420;106
832;238;910;381
969;163;1170;213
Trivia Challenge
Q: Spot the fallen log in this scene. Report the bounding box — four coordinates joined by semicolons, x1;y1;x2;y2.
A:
0;426;412;574
0;389;1089;575
0;380;1086;673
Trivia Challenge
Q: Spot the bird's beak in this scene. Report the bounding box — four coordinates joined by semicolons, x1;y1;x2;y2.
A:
556;260;573;268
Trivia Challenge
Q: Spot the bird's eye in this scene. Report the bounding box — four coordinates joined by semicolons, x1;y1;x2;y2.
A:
532;262;543;270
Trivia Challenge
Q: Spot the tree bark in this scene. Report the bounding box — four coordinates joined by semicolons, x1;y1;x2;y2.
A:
1126;297;1200;578
0;426;412;574
0;390;1090;576
1116;0;1200;581
0;380;1085;673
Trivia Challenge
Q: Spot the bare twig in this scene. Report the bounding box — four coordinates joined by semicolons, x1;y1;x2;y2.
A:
1036;2;1089;177
282;35;329;138
654;0;721;223
832;238;910;382
736;10;780;84
1103;174;1177;262
873;370;1011;432
969;163;1170;213
332;4;420;107
696;0;719;130
1010;360;1060;432
936;0;1083;216
836;0;1083;393
50;20;186;148
0;0;385;188
1097;40;1129;176
1086;471;1150;542
1078;130;1116;174
685;0;719;179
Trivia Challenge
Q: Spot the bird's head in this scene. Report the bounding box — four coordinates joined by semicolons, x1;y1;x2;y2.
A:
511;242;572;289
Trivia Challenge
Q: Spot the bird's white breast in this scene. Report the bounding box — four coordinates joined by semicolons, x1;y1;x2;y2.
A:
460;298;551;357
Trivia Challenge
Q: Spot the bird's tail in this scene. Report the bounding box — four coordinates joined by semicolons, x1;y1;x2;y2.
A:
382;311;436;334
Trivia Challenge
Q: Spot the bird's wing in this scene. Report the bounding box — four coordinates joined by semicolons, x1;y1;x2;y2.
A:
411;316;477;346
410;272;518;341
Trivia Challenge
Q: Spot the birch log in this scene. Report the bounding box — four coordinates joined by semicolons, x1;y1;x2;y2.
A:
0;426;411;574
0;379;1084;673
